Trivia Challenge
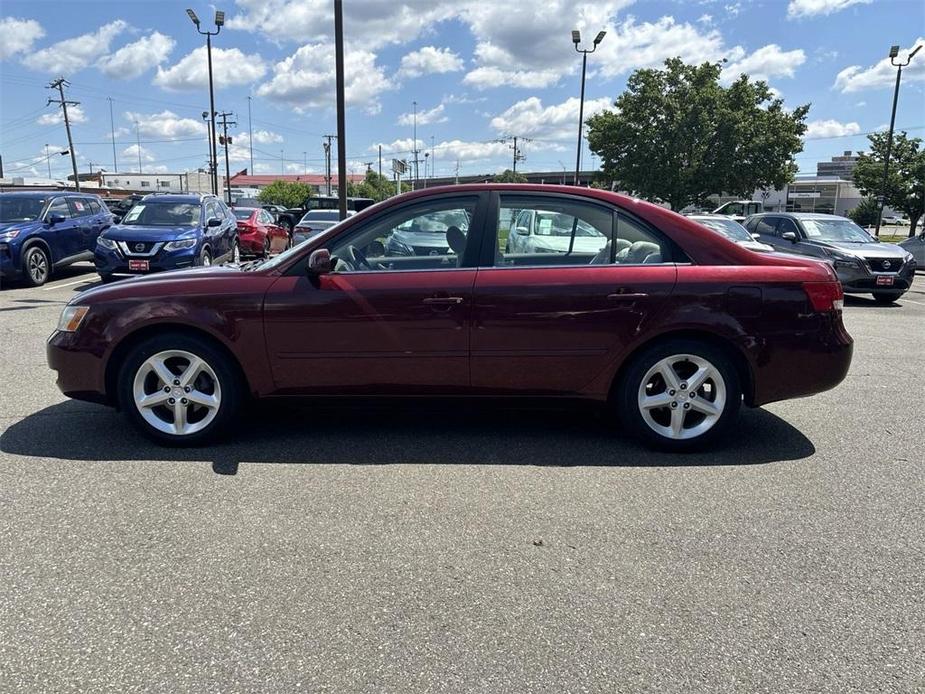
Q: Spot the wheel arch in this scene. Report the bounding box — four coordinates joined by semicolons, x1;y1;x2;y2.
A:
104;322;251;407
20;236;54;263
608;328;755;407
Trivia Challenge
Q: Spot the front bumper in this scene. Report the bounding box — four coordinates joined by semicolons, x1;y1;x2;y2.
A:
94;245;198;275
46;330;109;404
834;259;916;295
0;243;23;280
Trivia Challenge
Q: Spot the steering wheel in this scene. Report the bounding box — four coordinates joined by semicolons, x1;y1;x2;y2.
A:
345;244;372;270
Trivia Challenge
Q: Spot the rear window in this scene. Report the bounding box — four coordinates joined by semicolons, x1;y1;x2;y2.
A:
233;209;255;220
304;211;341;221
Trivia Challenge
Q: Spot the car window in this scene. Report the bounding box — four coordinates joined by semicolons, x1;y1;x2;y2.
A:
753;217;779;236
46;198;72;220
611;214;668;264
205;201;219;221
328;197;478;273
496;195;611;267
777;218;800;236
233;208;255;220
260;210;273;224
87;199;102;215
66;198;93;218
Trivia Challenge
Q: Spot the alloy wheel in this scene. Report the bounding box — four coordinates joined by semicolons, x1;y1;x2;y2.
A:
132;349;222;436
28;250;48;284
637;354;726;440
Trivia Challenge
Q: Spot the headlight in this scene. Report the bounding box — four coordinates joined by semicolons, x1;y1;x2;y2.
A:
97;236;118;250
164;238;197;251
0;229;21;241
57;305;89;332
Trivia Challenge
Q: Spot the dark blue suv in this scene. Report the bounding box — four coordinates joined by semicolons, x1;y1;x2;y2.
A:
94;194;239;281
0;191;112;287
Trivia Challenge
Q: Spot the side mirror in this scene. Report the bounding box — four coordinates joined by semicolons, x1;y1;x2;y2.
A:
307;248;332;275
46;213;66;226
781;232;797;242
515;226;530;235
751;233;761;240
207;217;222;227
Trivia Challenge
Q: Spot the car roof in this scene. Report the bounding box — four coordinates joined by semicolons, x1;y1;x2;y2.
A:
141;194;209;203
750;211;845;220
0;190;94;198
689;214;734;220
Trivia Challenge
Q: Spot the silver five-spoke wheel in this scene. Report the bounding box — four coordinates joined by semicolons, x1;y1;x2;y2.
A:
638;354;726;441
132;349;222;436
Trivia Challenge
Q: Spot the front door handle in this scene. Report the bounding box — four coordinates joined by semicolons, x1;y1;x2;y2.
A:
607;291;648;300
423;296;464;305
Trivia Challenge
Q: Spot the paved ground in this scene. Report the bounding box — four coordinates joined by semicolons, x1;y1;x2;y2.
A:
1;263;923;693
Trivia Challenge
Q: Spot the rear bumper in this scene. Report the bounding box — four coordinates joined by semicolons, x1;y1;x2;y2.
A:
237;230;266;253
750;314;853;406
46;330;109;404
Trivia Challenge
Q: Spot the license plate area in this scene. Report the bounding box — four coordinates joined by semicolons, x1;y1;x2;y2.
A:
876;275;894;286
128;259;149;272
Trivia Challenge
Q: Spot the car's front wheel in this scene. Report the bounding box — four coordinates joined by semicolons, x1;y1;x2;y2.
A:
22;245;51;287
198;246;212;267
618;339;741;451
873;291;903;305
118;333;243;445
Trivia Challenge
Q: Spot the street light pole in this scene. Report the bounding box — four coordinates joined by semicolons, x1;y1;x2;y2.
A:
874;43;922;238
572;29;606;186
187;8;224;197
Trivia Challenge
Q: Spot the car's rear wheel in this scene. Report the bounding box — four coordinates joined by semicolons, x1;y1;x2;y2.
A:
198;246;212;267
118;333;242;445
22;245;50;287
873;291;903;304
230;239;241;264
618;339;741;451
263;235;271;257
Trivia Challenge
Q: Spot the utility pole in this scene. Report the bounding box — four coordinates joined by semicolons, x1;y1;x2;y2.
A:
247;95;254;174
378;145;382;179
280;149;284;175
431;135;435;180
134;120;142;172
303;151;307;175
334;0;348;219
46;78;80;191
363;161;374;173
45;144;52;178
323;135;335;196
107;97;118;173
411;100;419;189
217;111;236;205
454;159;459;185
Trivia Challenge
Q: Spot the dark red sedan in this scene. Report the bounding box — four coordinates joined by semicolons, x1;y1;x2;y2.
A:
47;185;852;450
232;207;290;256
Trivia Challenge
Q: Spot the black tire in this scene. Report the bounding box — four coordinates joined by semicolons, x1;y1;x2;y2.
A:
263;235;271;257
117;332;243;446
22;245;51;287
873;292;903;304
99;273;117;284
617;339;742;452
230;239;240;265
198;246;212;267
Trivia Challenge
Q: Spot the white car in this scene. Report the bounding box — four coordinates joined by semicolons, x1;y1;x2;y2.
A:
506;208;607;255
293;210;353;245
712;200;764;223
898;229;924;265
688;214;775;252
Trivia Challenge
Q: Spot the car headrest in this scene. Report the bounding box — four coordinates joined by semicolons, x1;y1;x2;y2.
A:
446;225;466;255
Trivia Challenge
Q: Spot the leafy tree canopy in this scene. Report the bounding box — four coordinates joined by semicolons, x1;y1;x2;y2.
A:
587;58;809;212
848;197;881;228
347;170;410;202
257;180;314;209
852;131;925;237
494;169;529;183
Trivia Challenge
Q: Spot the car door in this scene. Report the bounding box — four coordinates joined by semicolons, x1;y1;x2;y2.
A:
44;197;81;262
470;192;678;395
66;197;100;254
775;216;817;256
262;193;488;394
751;216;788;251
85;198;109;251
203;201;225;255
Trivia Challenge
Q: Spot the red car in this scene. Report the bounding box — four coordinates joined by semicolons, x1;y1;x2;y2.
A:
47;185;852;450
232;207;290;257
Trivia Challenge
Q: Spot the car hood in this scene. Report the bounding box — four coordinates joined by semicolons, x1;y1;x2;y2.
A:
0;220;40;235
811;240;907;258
103;224;199;242
74;265;243;304
898;236;922;249
533;236;607;252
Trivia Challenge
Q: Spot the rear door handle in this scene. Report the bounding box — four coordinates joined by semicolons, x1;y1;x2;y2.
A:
607;292;648;300
423;296;464;305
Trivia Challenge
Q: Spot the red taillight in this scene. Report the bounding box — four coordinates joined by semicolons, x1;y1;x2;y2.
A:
803;281;844;312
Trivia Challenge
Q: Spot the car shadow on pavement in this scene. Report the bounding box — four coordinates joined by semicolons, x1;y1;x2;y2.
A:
0;399;815;474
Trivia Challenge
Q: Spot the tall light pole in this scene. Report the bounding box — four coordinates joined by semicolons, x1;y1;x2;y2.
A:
107;96;117;172
334;0;348;219
247;95;254;174
186;8;224;196
134;120;142;172
874;43;922;238
572;29;606;186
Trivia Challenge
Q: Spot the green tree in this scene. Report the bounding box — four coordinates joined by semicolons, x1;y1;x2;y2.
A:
848;197;881;227
347;170;410;202
257;180;313;208
852;131;925;237
587;58;809;211
494;169;528;183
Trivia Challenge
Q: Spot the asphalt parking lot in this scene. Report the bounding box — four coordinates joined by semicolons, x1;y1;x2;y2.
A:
1;264;923;693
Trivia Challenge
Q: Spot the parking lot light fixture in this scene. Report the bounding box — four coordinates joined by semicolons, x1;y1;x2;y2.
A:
187;8;223;197
186;8;200;25
874;42;922;238
572;28;605;186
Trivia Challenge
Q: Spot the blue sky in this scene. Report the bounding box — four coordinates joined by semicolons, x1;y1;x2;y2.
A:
1;0;923;182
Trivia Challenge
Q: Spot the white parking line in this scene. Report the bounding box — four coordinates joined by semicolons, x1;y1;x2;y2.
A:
901;297;925;306
42;277;94;291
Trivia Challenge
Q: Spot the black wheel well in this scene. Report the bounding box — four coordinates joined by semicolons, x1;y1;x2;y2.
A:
104;323;250;406
21;237;52;263
609;330;755;406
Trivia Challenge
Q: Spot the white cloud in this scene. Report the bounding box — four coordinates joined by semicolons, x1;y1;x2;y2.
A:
369;138;425;154
0;17;45;60
805;119;861;138
721;44;806;84
399;46;463;78
124;110;206;139
490;96;613;141
251;130;284;145
430;139;513;163
257;44;393;113
698;13;713;24
834;38;925;92
463;66;563;90
154;46;267;91
37;104;88;125
787;0;871;19
23;20;127;74
98;32;174;79
397;103;447;126
122;144;155;162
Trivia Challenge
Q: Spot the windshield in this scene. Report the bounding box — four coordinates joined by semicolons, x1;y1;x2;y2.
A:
233;209;256;220
534;212;604;238
120;202;201;226
0;196;46;223
801;219;873;243
695;218;753;242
